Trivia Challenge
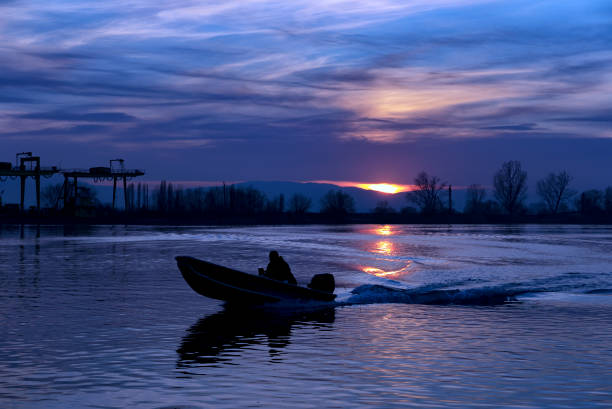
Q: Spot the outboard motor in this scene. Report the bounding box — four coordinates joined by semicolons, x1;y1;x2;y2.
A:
307;273;335;293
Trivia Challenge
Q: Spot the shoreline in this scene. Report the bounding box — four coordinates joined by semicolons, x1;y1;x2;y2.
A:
2;212;611;226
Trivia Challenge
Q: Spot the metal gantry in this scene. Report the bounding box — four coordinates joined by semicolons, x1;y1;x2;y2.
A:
61;159;145;210
0;152;60;212
0;153;144;213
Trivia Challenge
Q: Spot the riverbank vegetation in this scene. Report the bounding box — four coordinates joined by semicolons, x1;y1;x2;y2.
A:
2;160;612;224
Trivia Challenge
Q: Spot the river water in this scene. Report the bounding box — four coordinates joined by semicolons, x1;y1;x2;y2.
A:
1;224;611;408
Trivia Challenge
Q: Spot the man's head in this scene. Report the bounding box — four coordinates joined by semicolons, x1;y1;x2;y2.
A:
269;250;279;260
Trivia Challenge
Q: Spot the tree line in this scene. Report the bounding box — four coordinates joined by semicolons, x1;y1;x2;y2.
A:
149;182;316;216
406;160;612;219
24;160;612;222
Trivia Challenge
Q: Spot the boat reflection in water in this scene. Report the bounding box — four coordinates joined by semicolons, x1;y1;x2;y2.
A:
177;306;335;367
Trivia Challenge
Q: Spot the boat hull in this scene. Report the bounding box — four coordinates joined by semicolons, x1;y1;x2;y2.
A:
176;256;336;304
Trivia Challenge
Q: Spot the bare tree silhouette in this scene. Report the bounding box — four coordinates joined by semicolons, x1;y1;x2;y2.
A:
42;182;98;210
265;194;285;213
536;171;576;214
320;190;355;215
576;189;604;215
493;160;527;215
289;194;311;214
464;184;487;214
407;171;446;214
373;200;396;214
42;183;64;210
605;187;612;215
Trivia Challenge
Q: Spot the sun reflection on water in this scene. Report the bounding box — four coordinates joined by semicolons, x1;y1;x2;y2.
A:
376;225;394;236
361;224;413;277
375;240;393;255
362;263;412;277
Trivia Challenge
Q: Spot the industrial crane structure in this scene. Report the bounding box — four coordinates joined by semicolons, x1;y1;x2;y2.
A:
0;153;145;213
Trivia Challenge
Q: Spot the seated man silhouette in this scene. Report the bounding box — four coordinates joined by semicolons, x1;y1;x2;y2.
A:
259;251;297;285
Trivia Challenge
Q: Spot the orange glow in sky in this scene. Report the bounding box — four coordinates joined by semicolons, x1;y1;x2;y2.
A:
309;180;413;194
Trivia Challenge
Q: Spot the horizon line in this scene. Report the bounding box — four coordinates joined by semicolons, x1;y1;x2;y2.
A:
87;179;479;193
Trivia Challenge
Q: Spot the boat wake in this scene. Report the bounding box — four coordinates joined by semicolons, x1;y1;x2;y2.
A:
333;271;612;306
341;284;522;306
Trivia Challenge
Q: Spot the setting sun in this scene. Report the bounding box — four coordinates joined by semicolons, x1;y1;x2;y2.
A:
309;180;413;193
358;183;407;194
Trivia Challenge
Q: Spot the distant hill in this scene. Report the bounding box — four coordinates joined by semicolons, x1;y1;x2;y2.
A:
234;181;411;212
1;178;467;213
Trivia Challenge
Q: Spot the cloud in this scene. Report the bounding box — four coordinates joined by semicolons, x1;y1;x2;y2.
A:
481;123;539;131
19;111;136;122
1;0;611;185
553;115;612;123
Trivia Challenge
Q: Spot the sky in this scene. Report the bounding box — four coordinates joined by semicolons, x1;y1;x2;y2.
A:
1;0;612;191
